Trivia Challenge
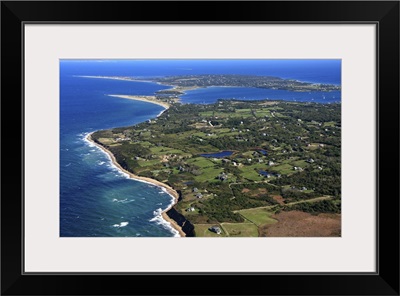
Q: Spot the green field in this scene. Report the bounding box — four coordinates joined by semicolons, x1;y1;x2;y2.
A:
237;208;277;226
254;110;272;118
323;121;336;127
272;163;293;175
214;128;232;134
193;167;224;182
221;222;259;237
186;157;215;168
239;166;265;181
149;146;187;155
292;160;308;168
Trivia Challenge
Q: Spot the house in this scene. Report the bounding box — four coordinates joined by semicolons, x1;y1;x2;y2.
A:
196;193;203;199
268;161;274;166
307;158;315;163
192;187;199;193
186;207;195;212
259;170;272;178
217;173;228;181
209;226;222;234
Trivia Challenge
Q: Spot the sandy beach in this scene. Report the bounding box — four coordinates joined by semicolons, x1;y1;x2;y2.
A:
75;75;147;82
108;94;171;109
86;133;186;237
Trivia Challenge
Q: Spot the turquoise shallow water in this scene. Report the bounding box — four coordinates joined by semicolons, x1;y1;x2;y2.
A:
60;59;341;237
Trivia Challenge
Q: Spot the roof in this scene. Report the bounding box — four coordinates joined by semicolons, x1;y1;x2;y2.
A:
210;226;221;231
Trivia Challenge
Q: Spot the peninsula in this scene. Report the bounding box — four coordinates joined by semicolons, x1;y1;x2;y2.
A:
107;95;172;109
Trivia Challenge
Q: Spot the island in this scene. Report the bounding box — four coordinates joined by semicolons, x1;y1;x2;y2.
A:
89;96;341;237
78;74;341;93
150;74;341;92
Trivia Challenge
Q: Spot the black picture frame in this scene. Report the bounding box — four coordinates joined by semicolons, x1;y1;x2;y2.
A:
1;1;399;295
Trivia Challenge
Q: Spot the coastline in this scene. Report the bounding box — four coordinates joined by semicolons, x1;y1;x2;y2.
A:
79;76;187;237
108;94;172;109
86;132;186;237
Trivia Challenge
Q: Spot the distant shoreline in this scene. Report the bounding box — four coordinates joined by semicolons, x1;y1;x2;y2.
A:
76;75;200;96
76;75;341;97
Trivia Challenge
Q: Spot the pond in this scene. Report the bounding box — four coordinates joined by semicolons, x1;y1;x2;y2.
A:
258;149;268;155
199;151;234;158
258;170;271;177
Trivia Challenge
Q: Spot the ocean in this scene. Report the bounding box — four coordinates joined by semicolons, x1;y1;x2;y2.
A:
60;59;341;237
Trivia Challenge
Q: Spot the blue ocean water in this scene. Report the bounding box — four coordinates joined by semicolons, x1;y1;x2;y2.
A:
60;59;341;237
60;65;177;237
